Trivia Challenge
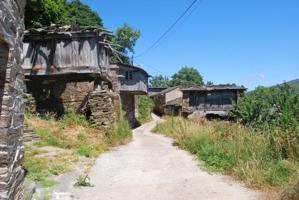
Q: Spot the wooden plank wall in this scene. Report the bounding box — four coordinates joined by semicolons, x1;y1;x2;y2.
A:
119;68;148;93
189;90;237;111
23;37;107;74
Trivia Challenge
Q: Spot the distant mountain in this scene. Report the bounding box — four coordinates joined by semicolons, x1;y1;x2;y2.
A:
247;79;299;94
285;79;299;92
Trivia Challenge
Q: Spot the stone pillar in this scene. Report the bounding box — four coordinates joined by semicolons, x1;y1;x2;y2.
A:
0;0;26;199
88;90;116;127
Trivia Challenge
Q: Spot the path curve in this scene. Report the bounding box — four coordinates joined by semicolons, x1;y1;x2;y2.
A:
70;116;263;200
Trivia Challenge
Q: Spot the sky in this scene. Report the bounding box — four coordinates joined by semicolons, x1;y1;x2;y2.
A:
81;0;299;90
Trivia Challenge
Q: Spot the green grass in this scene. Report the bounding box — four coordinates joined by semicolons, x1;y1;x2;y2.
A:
24;146;75;188
154;117;299;197
25;109;133;189
106;109;132;145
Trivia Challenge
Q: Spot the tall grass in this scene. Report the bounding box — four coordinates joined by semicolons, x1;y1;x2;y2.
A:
106;109;132;145
232;84;299;160
154;117;299;197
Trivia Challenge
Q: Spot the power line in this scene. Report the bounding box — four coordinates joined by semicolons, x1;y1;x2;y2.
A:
134;58;164;74
135;0;202;58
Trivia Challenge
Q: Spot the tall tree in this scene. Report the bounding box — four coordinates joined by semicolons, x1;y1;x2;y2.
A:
170;66;204;87
25;0;103;28
206;81;214;86
111;23;141;64
25;0;69;28
67;0;103;27
149;75;170;87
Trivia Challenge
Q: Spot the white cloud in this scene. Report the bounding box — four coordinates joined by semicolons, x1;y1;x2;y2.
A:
259;73;265;79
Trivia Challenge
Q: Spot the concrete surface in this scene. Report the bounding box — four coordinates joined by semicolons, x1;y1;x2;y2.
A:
69;115;263;200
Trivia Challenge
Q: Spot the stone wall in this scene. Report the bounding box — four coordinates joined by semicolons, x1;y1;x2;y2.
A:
61;82;94;111
88;90;117;127
26;81;94;115
0;0;26;199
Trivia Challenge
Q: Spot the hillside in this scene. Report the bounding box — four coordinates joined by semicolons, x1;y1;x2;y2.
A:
285;78;299;92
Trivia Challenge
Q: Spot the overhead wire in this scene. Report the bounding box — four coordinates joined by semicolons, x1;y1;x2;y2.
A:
134;0;202;58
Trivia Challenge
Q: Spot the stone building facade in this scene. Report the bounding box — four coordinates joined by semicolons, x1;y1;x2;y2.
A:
0;0;26;199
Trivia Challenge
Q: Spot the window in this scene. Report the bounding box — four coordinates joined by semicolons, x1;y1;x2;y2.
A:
125;71;133;80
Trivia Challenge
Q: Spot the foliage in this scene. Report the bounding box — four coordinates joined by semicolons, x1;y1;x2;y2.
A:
277;79;299;94
154;117;299;197
170;66;204;87
111;23;141;64
232;84;299;159
149;75;171;88
137;95;154;124
25;0;103;28
206;81;214;86
66;0;103;27
74;175;93;187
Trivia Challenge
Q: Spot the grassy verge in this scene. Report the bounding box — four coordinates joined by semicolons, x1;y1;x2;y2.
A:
153;117;299;199
24;109;132;188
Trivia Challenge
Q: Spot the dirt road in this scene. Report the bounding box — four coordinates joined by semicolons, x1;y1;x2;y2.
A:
69;116;263;200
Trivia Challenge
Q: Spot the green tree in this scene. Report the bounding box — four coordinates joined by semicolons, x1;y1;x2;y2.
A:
111;23;141;64
67;0;103;27
25;0;69;28
170;66;204;87
206;81;214;86
25;0;103;28
149;75;170;87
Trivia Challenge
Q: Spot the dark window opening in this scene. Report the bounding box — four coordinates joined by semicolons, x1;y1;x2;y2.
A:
0;40;8;116
125;71;133;80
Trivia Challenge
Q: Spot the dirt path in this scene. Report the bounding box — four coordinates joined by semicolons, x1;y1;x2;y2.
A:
68;116;263;200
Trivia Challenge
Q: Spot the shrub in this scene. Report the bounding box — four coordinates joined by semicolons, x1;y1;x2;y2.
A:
232;84;299;160
137;95;154;124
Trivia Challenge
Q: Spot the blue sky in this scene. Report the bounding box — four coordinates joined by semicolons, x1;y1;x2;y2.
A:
82;0;299;90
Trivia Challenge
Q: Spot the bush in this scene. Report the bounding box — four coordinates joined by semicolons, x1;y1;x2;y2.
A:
137;95;154;124
232;84;299;160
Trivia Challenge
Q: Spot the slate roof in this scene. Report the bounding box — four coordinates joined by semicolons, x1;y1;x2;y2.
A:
151;86;180;97
115;62;150;77
181;84;247;91
24;25;112;40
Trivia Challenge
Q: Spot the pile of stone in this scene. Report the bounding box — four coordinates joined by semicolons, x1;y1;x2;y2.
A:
88;90;117;127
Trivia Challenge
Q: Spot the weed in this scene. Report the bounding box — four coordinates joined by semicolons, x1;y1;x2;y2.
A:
74;175;93;187
77;146;95;157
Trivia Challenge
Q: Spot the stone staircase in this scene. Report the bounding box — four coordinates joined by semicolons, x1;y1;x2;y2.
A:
23;127;40;144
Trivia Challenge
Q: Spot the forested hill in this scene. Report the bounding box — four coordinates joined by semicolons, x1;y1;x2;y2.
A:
285;78;299;92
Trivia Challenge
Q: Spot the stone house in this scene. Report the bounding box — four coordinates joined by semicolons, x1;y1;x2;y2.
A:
110;63;149;127
181;84;246;118
151;86;183;115
0;0;26;199
22;26;149;127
